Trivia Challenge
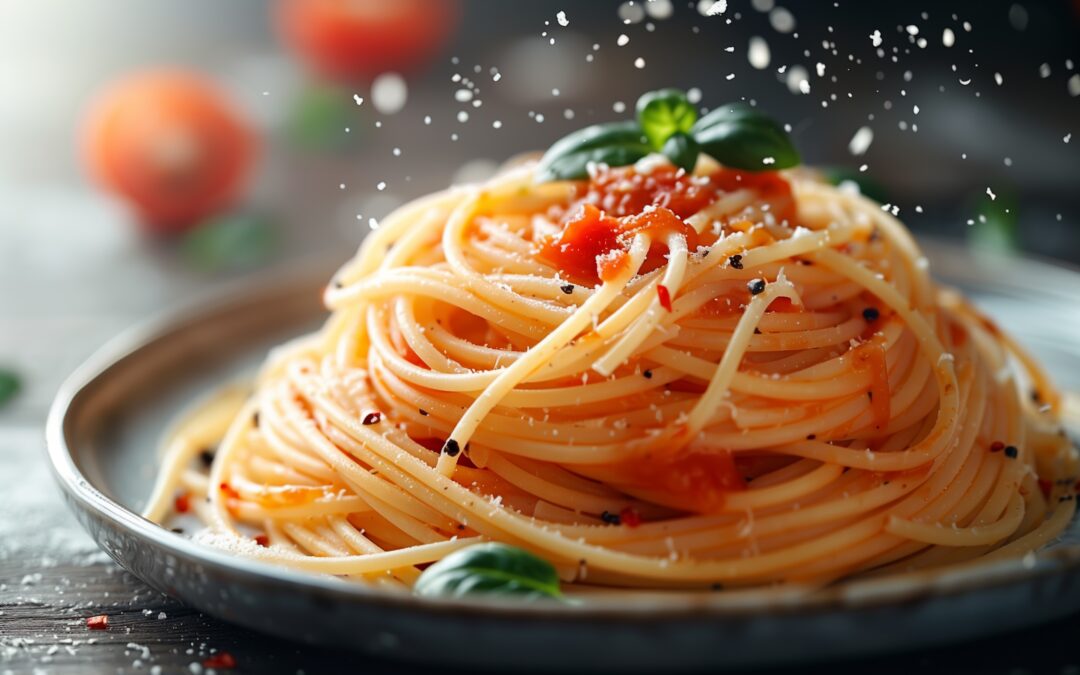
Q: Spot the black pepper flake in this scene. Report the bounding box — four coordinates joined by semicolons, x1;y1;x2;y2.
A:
560;284;575;295
198;449;215;467
457;524;466;530
1004;445;1019;459
642;370;653;379
753;328;762;334
600;511;622;525
862;307;880;322
700;249;710;257
419;408;429;416
1031;389;1042;403
867;391;874;401
728;254;744;269
711;583;724;591
332;280;343;289
362;411;382;425
806;434;816;440
252;411;260;427
747;279;766;295
171;527;185;534
442;439;461;457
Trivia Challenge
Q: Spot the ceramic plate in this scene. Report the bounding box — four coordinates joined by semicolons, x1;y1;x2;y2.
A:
46;241;1080;671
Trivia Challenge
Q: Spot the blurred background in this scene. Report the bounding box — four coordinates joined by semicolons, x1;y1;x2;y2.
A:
0;0;1078;417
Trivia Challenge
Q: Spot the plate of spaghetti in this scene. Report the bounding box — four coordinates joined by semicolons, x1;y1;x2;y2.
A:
48;90;1080;670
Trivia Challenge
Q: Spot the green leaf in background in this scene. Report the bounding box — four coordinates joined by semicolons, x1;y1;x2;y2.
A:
820;166;891;205
0;369;20;408
535;121;652;181
636;88;698;150
691;103;800;171
413;542;563;600
661;131;700;173
286;84;360;151
181;212;277;273
968;188;1019;255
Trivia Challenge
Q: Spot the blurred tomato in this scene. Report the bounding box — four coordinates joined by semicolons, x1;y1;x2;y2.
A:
82;70;256;233
275;0;459;81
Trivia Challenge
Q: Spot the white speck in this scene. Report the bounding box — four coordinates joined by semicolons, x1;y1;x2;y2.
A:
371;72;408;115
376;181;387;191
645;0;674;19
613;101;627;113
870;30;882;47
618;1;646;23
1004;157;1013;167
1069;74;1080;97
534;113;545;123
859;164;868;173
726;73;736;81
1009;3;1029;31
698;0;727;16
815;62;825;77
392;147;402;156
454;89;473;103
848;126;874;155
986;187;996;201
687;87;703;103
352;94;364;106
769;7;795;33
963;21;972;32
157;612;167;620
339;183;346;190
262;90;270;96
368;217;380;230
913;105;920;115
959;78;971;86
634;57;646;69
748;37;771;69
457;111;469;123
906;24;919;36
556;10;569;26
786;65;810;95
423;115;432;125
189;663;203;675
1039;63;1051;79
942;28;955;47
492;72;502;82
1065;133;1072;144
994;72;1004;86
617;33;630;46
564;108;575;119
762;156;776;165
752;0;774;11
492;120;503;129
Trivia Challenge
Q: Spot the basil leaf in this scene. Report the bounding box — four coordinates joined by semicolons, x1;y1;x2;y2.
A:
414;542;563;600
661;132;700;173
636;88;698;150
0;369;20;408
692;103;800;170
182;212;277;273
536;121;651;181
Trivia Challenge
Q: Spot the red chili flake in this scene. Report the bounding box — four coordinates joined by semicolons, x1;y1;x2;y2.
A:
86;615;109;630
619;507;642;528
219;482;240;499
173;492;191;514
1038;479;1053;499
989;441;1005;453
254;534;269;547
203;652;237;669
656;284;673;312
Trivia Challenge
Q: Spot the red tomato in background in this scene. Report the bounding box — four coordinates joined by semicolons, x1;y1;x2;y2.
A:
82;70;257;233
275;0;460;81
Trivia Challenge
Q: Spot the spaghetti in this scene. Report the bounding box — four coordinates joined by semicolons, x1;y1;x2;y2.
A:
144;155;1078;591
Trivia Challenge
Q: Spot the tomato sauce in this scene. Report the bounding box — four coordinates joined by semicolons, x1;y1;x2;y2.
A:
625;450;746;513
538;165;794;286
851;336;891;432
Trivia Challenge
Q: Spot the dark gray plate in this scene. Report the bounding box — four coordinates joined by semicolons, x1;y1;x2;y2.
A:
46;240;1080;672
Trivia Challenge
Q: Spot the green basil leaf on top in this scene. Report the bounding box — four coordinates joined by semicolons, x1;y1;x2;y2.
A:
535;121;652;182
691;102;800;170
636;88;698;150
414;542;563;600
661;132;700;173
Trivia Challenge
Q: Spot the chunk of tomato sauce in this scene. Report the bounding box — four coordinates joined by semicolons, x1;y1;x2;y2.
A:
538;165;794;286
621;450;747;513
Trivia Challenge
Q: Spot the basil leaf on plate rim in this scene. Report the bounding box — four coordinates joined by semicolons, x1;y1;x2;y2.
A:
413;542;563;600
0;369;19;408
537;89;799;181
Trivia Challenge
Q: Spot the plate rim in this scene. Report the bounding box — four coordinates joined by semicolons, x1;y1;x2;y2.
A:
44;238;1080;622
